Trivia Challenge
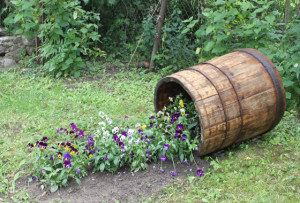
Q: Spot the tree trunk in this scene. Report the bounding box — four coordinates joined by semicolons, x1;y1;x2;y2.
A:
149;0;167;72
285;0;290;27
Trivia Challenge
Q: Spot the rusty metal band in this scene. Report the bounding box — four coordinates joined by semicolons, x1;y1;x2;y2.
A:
187;67;228;138
233;49;285;132
201;62;244;142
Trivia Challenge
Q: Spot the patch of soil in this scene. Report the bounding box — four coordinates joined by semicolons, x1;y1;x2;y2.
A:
18;156;209;203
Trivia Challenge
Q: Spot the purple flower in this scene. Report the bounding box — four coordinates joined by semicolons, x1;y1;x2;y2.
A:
163;144;170;151
64;158;71;165
149;116;156;120
65;164;72;168
88;139;94;145
41;137;48;142
160;169;164;173
50;156;54;161
183;160;189;164
150;136;155;139
104;155;108;161
130;151;134;159
149;123;153;128
147;140;151;144
121;131;127;136
176;124;184;131
190;119;194;123
160;155;167;162
174;132;181;139
70;123;78;132
197;169;204;177
32;176;38;181
41;168;44;175
119;142;124;149
169;171;178;176
97;147;100;152
170;113;180;124
181;134;187;141
146;151;151;158
155;125;158;128
113;135;119;142
76;169;81;174
63;153;71;160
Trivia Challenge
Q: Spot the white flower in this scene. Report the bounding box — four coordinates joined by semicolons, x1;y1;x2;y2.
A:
294;63;298;68
135;123;141;128
98;121;106;126
102;127;107;132
107;119;112;125
112;127;119;134
157;111;163;117
104;131;110;136
128;129;135;136
159;124;163;128
180;108;185;113
128;139;133;145
136;139;140;144
120;135;126;142
120;154;124;158
124;146;128;151
99;111;105;118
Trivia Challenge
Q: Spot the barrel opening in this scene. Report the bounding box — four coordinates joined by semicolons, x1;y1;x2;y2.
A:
155;81;193;112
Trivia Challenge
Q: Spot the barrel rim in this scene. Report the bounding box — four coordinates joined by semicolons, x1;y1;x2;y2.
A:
154;76;205;152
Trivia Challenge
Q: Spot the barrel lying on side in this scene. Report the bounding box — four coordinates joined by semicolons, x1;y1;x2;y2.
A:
154;48;286;156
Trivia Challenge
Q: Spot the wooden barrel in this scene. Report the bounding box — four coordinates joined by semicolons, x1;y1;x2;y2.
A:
154;48;286;156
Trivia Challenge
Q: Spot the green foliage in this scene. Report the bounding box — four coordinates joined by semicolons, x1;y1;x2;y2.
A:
4;0;103;77
191;0;299;106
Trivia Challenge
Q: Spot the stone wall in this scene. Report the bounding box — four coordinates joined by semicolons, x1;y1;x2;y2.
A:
0;29;35;70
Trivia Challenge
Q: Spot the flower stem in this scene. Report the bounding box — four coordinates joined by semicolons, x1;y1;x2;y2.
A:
171;155;176;171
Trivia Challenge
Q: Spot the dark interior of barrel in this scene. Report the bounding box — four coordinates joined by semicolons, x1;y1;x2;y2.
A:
155;81;193;112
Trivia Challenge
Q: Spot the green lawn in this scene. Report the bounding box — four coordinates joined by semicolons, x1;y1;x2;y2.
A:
0;67;299;202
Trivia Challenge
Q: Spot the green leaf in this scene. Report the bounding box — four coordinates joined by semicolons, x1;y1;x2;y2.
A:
265;15;275;24
100;163;105;172
114;157;119;166
189;153;194;162
285;92;291;99
179;153;184;162
75;177;81;185
50;185;58;193
204;41;215;52
74;71;80;78
14;14;23;23
283;80;294;87
181;28;190;34
206;25;214;35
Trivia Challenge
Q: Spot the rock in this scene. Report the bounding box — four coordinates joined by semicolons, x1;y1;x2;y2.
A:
0;46;5;55
0;27;6;37
1;57;17;68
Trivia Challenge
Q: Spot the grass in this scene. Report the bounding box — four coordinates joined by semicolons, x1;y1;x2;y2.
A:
0;65;161;201
151;111;300;202
0;66;299;202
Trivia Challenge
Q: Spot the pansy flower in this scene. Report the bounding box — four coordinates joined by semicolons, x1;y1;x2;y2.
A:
197;169;204;177
176;124;184;131
169;171;178;176
119;142;124;149
181;134;187;141
130;151;134;159
104;155;108;161
76;169;81;174
160;155;167;162
146;151;151;158
163;144;170;151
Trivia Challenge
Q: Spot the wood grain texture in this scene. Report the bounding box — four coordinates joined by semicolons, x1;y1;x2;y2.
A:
154;49;286;156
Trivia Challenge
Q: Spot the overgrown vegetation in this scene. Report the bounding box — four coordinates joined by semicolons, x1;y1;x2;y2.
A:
2;0;299;106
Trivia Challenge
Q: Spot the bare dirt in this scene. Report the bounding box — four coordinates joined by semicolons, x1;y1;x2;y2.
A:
16;156;210;203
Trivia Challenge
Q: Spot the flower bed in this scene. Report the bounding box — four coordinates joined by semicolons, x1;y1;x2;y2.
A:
27;95;204;192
